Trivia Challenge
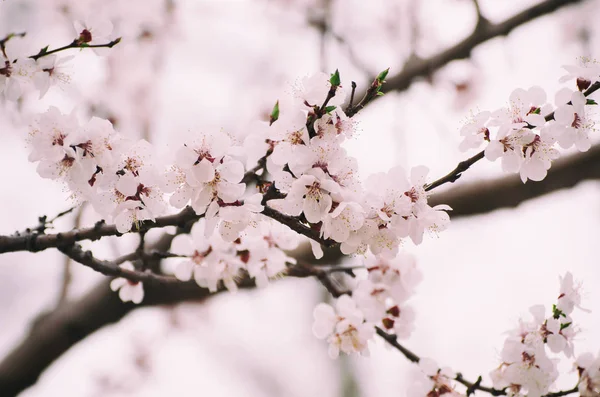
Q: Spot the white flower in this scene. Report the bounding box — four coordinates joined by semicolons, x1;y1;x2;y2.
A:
33;55;73;98
519;132;559;183
283;167;340;223
0;57;36;100
110;263;144;304
73;14;114;46
268;109;310;170
557;272;588;315
217;193;264;242
485;128;535;173
189;158;246;215
293;72;347;108
409;359;462;397
553;89;595;152
459;110;490;151
312;294;374;358
366;252;422;303
489;87;549;133
313;108;356;141
321;201;365;243
559;57;600;91
576;351;600;397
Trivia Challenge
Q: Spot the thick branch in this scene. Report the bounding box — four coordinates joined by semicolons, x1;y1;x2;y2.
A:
0;238;337;396
349;0;584;106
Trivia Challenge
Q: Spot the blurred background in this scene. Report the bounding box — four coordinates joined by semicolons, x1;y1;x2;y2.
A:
1;0;600;395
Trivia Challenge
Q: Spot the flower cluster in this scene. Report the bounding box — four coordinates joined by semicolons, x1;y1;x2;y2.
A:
460;57;600;183
408;359;464;397
312;252;421;357
490;272;585;397
265;72;451;258
17;23;600;396
0;17;116;100
576;351;600;397
28;108;168;233
169;217;299;292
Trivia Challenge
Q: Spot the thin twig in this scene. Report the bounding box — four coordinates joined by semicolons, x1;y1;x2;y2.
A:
29;38;122;61
57;243;180;285
348;0;584;108
55;205;85;306
425;80;600;192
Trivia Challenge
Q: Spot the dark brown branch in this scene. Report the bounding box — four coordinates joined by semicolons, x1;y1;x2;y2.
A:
429;143;600;218
29;38;122;61
0;237;337;396
0;206;200;254
425;150;485;192
425;81;600;192
261;206;336;247
57;243;181;284
349;0;584;107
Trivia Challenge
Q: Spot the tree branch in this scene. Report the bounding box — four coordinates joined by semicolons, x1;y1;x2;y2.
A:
349;0;584;106
429;143;600;217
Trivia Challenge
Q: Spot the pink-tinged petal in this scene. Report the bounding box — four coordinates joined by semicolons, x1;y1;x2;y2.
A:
194;186;215;209
175;145;199;169
484;141;504;161
327;344;340;359
521;159;547;182
310;240;324;259
110;277;127;291
171;234;194;255
5;78;22;101
219;160;244;183
554;105;575;126
509;88;528;105
192;158;215;183
547;334;566;353
501;151;522;173
36;161;61;179
270;143;292;166
206;200;220;219
303;196;324;223
130;284;144;304
217;181;245;203
555;87;573;105
114;211;134;233
528;86;547;105
571;91;586;109
119;285;134;302
224;278;238;293
116;174;138;196
575;132;591;152
169;186;193;208
282;197;303;217
174;261;194;281
410;165;429;185
524;114;546;127
219;221;242;242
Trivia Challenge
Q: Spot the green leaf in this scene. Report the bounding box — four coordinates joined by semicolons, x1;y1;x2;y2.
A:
532;107;541;114
324;105;336;114
586;99;598;105
38;45;49;56
552;304;565;319
269;100;280;125
560;322;572;331
376;91;385;96
376;68;390;83
329;69;341;87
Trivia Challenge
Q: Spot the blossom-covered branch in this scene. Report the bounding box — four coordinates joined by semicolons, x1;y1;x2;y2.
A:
429;143;600;217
